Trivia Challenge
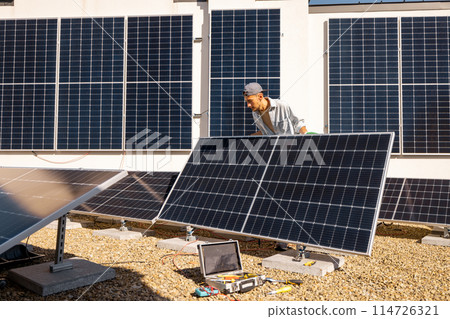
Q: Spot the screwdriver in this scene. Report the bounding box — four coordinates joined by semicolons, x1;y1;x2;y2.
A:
267;286;292;295
266;278;303;285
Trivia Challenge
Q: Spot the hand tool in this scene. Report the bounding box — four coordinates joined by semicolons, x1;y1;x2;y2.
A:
267;286;292;295
195;286;219;297
265;278;303;285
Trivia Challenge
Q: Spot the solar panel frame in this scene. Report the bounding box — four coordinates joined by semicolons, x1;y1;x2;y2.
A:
0;168;127;255
74;171;179;223
158;133;394;256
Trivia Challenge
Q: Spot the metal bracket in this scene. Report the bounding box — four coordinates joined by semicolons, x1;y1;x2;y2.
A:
119;219;130;232
443;227;449;239
186;225;197;242
293;244;310;262
50;214;73;273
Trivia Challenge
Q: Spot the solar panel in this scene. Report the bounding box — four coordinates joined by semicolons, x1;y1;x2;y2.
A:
75;171;178;222
57;17;124;150
126;16;192;150
210;9;281;137
159;133;394;255
0;168;127;255
379;177;450;226
401;17;450;154
328;18;400;153
0;19;57;150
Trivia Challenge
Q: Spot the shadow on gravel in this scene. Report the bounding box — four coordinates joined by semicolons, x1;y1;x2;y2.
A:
0;245;170;301
375;223;432;240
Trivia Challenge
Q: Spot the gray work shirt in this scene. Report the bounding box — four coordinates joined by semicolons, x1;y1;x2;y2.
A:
252;97;306;135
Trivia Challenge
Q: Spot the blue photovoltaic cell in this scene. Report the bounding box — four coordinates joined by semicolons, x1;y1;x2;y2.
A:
328;18;400;153
379;178;450;225
401;17;450;154
126;16;192;150
0;19;57;150
58;17;124;150
160;133;393;255
210;9;281;137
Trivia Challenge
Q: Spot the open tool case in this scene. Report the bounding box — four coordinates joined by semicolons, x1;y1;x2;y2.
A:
197;240;265;294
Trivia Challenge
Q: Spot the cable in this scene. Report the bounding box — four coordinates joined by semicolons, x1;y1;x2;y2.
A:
32;151;89;164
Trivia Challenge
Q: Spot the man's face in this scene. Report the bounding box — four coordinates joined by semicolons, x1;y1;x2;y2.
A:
245;93;263;112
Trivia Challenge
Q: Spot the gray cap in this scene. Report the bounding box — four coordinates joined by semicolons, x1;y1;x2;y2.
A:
243;82;264;96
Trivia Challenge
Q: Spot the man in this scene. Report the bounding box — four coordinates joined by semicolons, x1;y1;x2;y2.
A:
243;82;307;251
243;82;307;136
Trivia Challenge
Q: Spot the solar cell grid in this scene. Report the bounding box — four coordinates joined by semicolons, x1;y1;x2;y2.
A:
0;19;57;150
76;171;178;222
126;16;192;150
160;133;393;255
401;17;450;154
58;17;124;150
210;9;281;137
328;18;400;153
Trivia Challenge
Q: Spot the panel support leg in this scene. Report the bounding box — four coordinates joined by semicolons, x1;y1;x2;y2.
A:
50;214;73;273
293;244;310;262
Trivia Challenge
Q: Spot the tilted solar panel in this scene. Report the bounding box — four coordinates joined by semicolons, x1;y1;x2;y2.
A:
159;133;394;255
379;177;450;226
210;9;281;137
75;171;178;222
0;168;127;254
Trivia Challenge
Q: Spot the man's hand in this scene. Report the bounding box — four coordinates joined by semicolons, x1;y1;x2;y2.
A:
251;131;263;136
299;126;308;135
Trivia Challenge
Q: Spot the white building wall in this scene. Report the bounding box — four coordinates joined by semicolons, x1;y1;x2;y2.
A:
0;0;449;178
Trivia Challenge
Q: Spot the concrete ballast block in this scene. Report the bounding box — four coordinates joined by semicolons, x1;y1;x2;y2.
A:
8;258;115;296
262;250;345;276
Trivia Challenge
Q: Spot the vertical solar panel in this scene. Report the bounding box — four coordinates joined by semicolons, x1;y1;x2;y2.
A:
75;171;178;222
379;178;450;226
328;18;400;153
401;17;450;154
58;17;124;150
126;16;192;150
160;133;393;255
210;9;281;137
0;19;57;150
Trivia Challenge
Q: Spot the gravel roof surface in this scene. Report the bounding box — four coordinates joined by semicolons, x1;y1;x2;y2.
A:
0;215;448;301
